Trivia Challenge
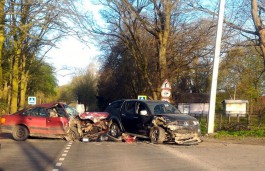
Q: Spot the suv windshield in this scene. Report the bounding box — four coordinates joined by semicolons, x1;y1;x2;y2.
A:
146;102;181;115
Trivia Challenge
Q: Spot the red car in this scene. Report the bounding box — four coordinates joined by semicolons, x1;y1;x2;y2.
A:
0;102;80;141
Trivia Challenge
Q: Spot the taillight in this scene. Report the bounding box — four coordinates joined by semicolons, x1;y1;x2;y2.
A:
0;117;5;124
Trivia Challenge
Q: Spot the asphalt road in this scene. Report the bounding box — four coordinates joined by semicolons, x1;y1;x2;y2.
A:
1;134;265;171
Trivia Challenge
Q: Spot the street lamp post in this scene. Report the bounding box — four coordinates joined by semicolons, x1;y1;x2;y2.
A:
208;0;226;134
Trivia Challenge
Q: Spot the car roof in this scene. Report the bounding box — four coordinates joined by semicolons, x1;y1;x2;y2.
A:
9;102;66;115
28;102;65;108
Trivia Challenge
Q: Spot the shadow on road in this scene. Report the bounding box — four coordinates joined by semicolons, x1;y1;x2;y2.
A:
0;133;12;139
0;133;67;171
19;140;56;170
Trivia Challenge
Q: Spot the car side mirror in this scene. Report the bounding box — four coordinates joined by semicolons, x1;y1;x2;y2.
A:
140;110;148;116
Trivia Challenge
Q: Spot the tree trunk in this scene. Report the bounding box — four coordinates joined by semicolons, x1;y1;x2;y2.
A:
10;51;19;113
156;0;173;99
0;0;5;98
17;0;30;110
19;54;29;109
158;33;168;83
251;0;265;67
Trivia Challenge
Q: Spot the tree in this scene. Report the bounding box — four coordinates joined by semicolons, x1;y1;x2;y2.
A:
97;43;145;108
251;0;265;67
3;0;63;112
57;85;75;105
0;0;86;113
27;60;57;99
0;0;5;98
90;0;216;103
71;64;98;111
168;19;216;94
189;0;265;72
218;45;265;102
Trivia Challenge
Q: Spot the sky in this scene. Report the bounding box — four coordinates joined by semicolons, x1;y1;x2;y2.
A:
46;1;102;86
46;38;101;86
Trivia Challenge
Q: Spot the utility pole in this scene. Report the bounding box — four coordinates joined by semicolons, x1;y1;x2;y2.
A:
208;0;225;134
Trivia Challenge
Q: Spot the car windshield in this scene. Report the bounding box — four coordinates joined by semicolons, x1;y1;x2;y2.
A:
146;101;181;115
64;105;79;117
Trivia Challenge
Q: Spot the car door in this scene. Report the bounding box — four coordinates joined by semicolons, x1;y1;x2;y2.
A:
120;101;139;133
135;102;152;136
21;107;48;135
46;104;68;135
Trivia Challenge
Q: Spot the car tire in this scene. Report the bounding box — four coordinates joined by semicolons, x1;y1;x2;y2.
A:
12;125;29;141
109;122;121;138
150;126;165;144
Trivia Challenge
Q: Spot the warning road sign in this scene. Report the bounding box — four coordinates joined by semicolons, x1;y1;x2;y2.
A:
161;79;171;89
161;89;171;98
161;79;171;102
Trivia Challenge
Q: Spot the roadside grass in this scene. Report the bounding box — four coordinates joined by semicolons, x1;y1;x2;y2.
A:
198;115;265;138
215;129;265;138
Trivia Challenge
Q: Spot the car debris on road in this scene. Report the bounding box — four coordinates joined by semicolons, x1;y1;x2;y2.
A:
121;133;137;143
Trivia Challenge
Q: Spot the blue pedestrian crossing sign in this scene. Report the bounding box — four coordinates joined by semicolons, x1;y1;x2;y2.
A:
138;95;147;100
28;96;36;105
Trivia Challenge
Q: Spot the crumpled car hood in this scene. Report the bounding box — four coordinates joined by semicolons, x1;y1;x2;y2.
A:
79;112;109;123
154;114;197;122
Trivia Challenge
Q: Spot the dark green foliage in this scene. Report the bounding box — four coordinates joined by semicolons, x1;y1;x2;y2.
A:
27;60;57;96
72;66;98;111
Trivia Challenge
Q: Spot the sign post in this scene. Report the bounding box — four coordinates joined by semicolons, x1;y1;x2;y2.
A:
161;79;171;102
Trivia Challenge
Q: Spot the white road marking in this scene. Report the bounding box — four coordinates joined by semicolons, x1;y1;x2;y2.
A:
56;163;62;167
59;158;65;161
52;141;73;170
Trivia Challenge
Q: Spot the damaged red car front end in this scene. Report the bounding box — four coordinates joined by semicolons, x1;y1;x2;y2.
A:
0;102;112;142
75;112;110;142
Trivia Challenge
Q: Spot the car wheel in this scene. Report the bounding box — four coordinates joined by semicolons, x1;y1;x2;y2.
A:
12;125;29;141
150;126;165;144
109;122;121;138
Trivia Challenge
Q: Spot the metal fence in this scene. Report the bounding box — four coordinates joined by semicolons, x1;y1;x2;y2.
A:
192;109;265;132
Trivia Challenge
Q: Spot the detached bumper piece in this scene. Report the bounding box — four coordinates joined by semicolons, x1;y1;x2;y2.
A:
174;133;201;145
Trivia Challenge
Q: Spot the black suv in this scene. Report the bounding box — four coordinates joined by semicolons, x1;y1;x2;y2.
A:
105;99;201;144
